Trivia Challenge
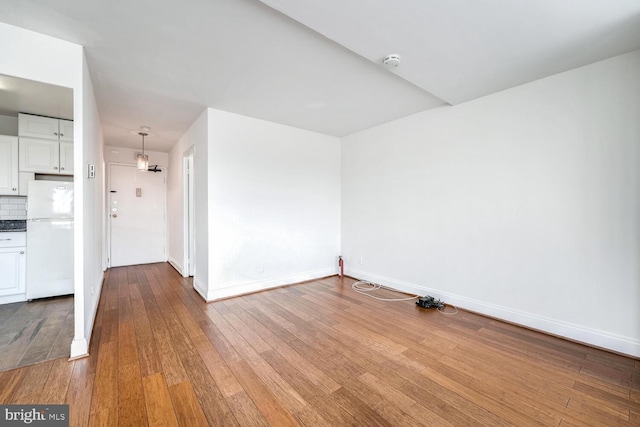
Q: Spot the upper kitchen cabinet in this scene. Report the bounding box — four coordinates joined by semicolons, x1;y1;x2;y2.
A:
0;135;19;195
59;141;74;174
18;113;73;175
18;113;73;142
19;137;74;174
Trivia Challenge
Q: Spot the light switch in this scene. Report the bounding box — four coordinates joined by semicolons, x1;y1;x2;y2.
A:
136;188;142;197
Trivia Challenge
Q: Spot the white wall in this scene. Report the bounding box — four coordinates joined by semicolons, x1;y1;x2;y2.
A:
201;108;341;300
76;52;105;357
167;110;208;287
0;23;80;88
167;140;185;273
342;50;640;357
193;112;209;295
0;22;104;358
104;146;168;167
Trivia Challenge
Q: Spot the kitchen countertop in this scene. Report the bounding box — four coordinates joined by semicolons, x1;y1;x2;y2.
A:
0;220;27;232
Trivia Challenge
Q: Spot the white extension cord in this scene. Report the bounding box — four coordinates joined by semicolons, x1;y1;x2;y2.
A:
351;280;420;302
351;280;458;314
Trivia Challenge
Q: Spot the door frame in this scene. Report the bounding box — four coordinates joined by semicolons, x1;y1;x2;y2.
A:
182;147;195;277
106;162;168;268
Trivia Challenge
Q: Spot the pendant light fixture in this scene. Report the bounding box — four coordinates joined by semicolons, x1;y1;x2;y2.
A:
136;126;150;171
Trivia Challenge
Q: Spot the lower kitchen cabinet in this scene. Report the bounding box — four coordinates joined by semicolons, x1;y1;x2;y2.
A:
0;233;27;304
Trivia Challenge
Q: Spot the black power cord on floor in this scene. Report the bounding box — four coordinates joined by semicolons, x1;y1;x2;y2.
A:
416;295;458;315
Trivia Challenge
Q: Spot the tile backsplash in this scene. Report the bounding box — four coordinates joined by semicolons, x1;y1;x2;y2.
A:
0;196;27;220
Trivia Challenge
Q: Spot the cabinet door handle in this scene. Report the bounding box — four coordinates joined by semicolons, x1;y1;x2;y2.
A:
0;238;11;241
60;133;64;137
54;132;59;136
53;166;58;170
20;251;24;254
12;187;16;191
60;167;65;170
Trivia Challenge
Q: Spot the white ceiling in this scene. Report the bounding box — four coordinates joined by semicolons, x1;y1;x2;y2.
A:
0;0;639;152
261;0;640;104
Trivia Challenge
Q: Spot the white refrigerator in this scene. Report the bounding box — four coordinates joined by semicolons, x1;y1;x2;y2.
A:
26;180;74;300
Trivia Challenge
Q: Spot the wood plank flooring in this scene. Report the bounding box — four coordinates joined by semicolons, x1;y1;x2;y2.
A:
1;262;638;426
0;295;73;371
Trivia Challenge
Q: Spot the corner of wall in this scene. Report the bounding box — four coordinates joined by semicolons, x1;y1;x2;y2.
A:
69;338;89;359
193;278;209;302
168;257;184;276
206;267;336;302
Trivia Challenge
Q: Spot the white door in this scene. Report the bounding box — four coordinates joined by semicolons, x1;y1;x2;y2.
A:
183;149;195;277
109;164;166;267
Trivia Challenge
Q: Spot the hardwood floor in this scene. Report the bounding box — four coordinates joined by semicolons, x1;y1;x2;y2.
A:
1;262;638;426
0;295;73;372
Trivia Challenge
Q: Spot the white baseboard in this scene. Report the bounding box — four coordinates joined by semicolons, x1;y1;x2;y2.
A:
193;278;208;301
69;338;88;359
346;268;640;358
70;272;104;359
168;257;183;275
201;267;336;302
0;293;26;305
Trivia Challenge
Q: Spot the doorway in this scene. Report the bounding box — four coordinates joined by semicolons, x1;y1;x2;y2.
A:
109;164;166;267
183;148;195;277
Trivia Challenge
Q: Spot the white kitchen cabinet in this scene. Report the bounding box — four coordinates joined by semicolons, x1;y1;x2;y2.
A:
58;119;74;142
18;137;73;175
19;137;60;173
0;135;19;195
18;114;58;139
60;141;74;174
18;113;73;141
0;232;26;304
18;114;73;176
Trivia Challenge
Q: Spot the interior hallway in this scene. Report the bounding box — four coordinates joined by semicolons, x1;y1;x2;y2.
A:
0;263;638;426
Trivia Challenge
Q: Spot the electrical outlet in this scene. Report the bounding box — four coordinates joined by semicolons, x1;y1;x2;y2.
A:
359;257;363;265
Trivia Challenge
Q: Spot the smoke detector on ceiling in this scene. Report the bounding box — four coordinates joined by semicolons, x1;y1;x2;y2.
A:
383;54;401;68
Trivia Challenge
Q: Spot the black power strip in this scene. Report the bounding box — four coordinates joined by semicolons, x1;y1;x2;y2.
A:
416;296;444;309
